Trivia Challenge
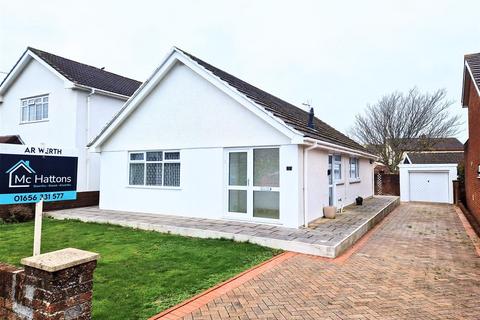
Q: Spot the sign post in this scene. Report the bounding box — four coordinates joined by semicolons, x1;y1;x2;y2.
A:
0;144;78;256
33;200;43;256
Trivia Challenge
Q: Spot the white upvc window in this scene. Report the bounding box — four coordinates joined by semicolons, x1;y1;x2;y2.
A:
128;151;181;187
21;95;49;123
349;157;360;180
333;155;342;181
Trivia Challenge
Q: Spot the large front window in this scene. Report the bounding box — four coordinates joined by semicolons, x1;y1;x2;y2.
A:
128;151;180;187
21;95;48;123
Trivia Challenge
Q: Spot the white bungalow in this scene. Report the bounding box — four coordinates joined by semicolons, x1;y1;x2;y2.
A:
90;47;376;228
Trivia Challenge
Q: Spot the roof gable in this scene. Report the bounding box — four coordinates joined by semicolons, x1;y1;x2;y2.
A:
176;48;366;152
463;53;480;106
90;47;369;155
0;47;142;98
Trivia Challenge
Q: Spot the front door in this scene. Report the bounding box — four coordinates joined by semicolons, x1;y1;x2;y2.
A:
226;148;280;221
328;155;334;206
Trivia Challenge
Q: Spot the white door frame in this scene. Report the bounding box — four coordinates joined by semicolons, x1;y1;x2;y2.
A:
224;147;281;223
328;154;336;207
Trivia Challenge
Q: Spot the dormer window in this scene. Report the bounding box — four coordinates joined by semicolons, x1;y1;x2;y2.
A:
21;95;49;123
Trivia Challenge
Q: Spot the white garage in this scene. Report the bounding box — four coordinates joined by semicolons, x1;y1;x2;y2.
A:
399;152;462;204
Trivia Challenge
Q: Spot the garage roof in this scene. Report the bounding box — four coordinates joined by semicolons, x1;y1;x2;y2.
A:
405;152;464;164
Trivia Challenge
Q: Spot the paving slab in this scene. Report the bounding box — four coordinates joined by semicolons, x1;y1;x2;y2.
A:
46;196;399;258
178;203;480;320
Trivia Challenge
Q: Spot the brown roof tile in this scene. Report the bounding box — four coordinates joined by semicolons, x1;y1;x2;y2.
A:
13;48;142;97
176;48;367;153
398;137;464;151
406;152;464;164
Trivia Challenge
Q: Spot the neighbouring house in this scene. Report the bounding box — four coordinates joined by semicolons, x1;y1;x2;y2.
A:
375;137;463;199
372;137;463;172
89;47;376;228
462;52;480;226
399;137;464;155
0;47;142;202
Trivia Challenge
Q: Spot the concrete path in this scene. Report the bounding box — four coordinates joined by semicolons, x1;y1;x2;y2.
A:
46;196;398;258
180;203;480;320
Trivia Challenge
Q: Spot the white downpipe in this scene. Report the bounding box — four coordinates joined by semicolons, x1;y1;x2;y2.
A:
86;89;95;190
303;143;319;228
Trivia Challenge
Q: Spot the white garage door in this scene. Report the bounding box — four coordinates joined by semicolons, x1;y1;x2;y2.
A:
409;171;449;203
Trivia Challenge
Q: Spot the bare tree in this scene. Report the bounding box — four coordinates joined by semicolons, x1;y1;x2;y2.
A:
351;88;462;173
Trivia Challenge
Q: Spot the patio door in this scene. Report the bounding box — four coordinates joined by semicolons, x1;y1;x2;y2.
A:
226;148;280;221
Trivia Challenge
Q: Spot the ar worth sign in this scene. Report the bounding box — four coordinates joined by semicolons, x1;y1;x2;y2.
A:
0;144;78;204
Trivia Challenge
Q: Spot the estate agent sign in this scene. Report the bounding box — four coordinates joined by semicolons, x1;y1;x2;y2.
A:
0;144;78;204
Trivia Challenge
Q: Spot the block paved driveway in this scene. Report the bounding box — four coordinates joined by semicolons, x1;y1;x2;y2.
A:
182;203;480;319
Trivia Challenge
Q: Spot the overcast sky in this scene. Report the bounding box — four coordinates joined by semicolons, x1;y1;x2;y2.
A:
1;0;478;142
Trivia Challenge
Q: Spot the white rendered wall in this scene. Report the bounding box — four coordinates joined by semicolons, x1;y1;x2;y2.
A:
76;91;125;191
100;145;302;227
100;63;290;152
98;63;305;226
0;59;76;147
304;148;330;222
335;157;374;208
279;144;302;227
100;148;225;219
302;147;374;223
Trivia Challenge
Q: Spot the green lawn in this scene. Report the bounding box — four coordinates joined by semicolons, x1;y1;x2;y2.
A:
0;218;279;319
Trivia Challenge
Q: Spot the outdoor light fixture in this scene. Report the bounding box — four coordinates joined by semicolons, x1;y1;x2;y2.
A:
477;164;480;178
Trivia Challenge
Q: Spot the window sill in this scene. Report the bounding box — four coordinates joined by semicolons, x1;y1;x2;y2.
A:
19;119;49;125
126;185;182;190
349;179;361;184
335;181;345;186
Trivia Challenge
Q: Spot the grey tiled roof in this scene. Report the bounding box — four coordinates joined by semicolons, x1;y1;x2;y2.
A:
406;152;464;164
465;53;480;91
176;48;367;153
27;47;142;97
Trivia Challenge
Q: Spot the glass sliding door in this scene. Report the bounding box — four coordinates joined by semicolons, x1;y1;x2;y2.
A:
227;151;248;214
253;148;280;219
226;147;280;221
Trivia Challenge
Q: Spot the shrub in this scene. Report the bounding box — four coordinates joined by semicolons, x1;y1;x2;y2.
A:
0;204;34;223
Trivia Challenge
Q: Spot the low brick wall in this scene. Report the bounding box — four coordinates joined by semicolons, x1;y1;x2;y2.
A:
0;249;98;320
43;191;99;211
0;192;99;223
458;202;480;238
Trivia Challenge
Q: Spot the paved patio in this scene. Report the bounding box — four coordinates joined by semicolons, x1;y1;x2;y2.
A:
179;203;480;320
46;196;398;258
